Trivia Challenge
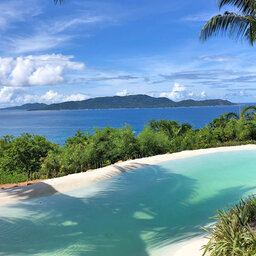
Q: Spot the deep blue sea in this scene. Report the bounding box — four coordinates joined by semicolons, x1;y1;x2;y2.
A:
0;105;251;144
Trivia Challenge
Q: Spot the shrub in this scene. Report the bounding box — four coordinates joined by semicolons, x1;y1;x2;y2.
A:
137;127;171;156
202;198;256;256
0;133;56;183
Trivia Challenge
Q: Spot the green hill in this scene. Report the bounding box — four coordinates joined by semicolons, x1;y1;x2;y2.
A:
0;95;235;111
1;103;47;111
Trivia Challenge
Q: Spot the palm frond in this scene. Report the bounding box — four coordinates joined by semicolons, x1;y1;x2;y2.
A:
218;0;256;15
199;12;256;45
240;106;256;118
54;0;63;4
226;112;239;120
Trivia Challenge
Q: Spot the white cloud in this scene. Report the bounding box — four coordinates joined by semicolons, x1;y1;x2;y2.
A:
0;54;84;87
0;86;24;104
197;55;236;63
116;89;129;96
182;12;218;22
64;93;88;102
29;65;64;86
41;90;61;102
40;90;88;103
0;0;41;30
160;83;207;101
201;91;207;98
50;17;106;34
160;83;187;101
9;34;70;54
0;87;89;107
1;9;110;54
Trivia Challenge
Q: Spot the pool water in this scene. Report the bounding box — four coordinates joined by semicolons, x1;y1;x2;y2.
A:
1;150;256;256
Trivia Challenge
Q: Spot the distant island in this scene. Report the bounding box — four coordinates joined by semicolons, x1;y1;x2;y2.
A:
2;103;48;111
1;95;235;111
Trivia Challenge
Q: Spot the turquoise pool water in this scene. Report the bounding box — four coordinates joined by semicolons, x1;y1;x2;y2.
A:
1;150;256;256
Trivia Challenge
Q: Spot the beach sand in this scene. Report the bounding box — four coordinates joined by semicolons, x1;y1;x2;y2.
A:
1;144;256;206
1;144;256;255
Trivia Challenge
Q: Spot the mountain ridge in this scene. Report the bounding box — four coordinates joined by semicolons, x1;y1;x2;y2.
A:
0;95;235;111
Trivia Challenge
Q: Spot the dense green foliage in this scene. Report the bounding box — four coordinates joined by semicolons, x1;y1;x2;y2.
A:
1;95;234;111
0;134;56;184
200;0;256;45
202;198;256;256
0;107;256;184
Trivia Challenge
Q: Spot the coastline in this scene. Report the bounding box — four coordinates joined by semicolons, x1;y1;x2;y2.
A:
14;104;239;112
1;144;256;206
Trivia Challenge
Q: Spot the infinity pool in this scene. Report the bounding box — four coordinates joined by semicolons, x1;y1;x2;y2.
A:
1;150;256;256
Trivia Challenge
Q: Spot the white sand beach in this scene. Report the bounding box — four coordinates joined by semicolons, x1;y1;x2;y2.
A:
1;144;256;256
1;144;256;206
149;235;208;256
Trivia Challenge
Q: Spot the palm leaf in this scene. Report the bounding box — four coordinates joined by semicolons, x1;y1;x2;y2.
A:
54;0;63;4
240;106;256;118
218;0;256;15
199;12;256;45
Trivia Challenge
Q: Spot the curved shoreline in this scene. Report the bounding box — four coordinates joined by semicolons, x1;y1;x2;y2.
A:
1;144;256;206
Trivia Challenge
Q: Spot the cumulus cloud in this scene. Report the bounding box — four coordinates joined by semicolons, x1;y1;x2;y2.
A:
160;83;207;101
41;90;61;102
160;83;188;101
0;86;24;104
0;87;89;106
0;54;84;87
64;93;88;102
40;90;89;103
200;91;207;98
116;89;129;96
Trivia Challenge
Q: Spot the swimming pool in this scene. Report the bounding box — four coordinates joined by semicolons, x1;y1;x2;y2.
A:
1;150;256;256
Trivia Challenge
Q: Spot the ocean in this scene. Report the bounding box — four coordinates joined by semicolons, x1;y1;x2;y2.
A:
0;105;248;144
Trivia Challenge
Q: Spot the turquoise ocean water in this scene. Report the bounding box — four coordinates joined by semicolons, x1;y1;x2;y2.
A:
1;150;256;256
0;105;248;144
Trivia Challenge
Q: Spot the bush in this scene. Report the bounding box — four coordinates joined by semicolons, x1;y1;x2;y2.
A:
137;127;171;156
202;198;256;256
0;133;56;183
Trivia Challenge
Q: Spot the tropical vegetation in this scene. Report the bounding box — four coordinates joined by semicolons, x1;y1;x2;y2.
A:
0;106;256;184
202;197;256;256
200;0;256;45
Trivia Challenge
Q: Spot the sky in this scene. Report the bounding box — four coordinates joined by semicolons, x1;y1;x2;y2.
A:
0;0;256;107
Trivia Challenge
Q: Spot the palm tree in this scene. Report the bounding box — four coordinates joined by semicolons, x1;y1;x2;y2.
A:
224;106;256;120
211;105;256;128
240;105;256;119
200;0;256;45
223;112;239;120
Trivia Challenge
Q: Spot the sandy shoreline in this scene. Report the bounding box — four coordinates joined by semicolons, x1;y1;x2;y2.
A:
1;144;256;207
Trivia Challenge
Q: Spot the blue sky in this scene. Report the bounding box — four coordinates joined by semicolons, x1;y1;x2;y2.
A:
0;0;256;107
